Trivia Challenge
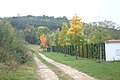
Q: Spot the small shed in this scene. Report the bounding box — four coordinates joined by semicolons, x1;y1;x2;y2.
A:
105;40;120;61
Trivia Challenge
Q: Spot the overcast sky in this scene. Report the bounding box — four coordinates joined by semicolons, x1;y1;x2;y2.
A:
0;0;120;25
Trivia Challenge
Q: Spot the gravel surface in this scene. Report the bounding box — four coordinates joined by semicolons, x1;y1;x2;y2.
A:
34;54;59;80
39;53;96;80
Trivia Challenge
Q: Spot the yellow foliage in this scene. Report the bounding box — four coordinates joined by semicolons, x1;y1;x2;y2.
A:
68;15;84;36
12;28;16;33
59;22;69;46
28;29;31;32
67;14;84;45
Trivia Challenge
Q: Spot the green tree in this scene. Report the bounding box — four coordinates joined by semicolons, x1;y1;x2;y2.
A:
23;26;37;44
0;19;13;51
54;28;60;53
35;26;50;44
46;32;55;47
59;22;69;56
87;25;112;62
88;26;111;44
46;32;55;52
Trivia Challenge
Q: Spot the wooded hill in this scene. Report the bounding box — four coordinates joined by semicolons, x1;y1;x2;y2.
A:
6;15;70;30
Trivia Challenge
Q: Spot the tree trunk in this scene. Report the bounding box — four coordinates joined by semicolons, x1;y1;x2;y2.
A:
75;46;78;60
57;46;58;54
99;44;102;63
86;44;88;58
64;45;67;57
82;44;84;58
78;46;80;57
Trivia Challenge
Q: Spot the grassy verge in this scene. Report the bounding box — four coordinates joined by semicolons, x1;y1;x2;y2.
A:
27;44;40;53
0;58;39;80
43;52;120;80
36;53;73;80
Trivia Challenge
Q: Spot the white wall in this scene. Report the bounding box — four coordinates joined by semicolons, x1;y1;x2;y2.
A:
105;43;120;61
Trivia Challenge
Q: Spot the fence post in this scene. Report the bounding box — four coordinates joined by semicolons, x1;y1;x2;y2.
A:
69;45;71;55
67;45;69;55
75;45;78;59
78;45;80;57
62;46;63;53
86;43;88;58
91;43;93;58
102;43;105;60
82;44;84;58
66;45;69;55
72;45;75;56
68;45;70;55
64;45;66;57
99;44;102;63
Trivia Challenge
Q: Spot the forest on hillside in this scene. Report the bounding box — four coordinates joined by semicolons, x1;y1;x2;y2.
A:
1;15;119;45
7;15;70;30
0;15;120;45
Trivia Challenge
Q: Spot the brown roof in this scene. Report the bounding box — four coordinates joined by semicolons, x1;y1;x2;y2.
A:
105;40;120;43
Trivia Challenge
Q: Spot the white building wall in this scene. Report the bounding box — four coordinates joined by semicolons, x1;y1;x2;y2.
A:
105;43;120;61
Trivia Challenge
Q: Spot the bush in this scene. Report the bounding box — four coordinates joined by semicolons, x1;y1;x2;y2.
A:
0;19;30;69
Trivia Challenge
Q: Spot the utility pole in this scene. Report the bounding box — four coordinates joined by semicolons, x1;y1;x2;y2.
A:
98;8;102;63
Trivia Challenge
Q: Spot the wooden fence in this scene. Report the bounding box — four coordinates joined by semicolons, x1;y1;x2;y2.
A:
47;43;105;60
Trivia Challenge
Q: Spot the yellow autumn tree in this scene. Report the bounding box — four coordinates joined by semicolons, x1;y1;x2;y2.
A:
59;22;69;46
59;22;69;56
67;14;84;59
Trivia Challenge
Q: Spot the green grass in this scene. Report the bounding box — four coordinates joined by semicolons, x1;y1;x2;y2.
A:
36;53;73;80
43;52;120;80
0;44;40;80
27;44;40;53
0;58;39;80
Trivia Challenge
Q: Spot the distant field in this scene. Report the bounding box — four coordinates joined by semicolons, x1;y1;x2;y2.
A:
43;52;120;80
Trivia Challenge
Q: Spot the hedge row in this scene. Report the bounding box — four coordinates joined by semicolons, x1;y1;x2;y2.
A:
47;43;105;60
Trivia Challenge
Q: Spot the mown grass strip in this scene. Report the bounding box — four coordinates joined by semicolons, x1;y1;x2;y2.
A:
36;53;73;80
43;52;120;80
